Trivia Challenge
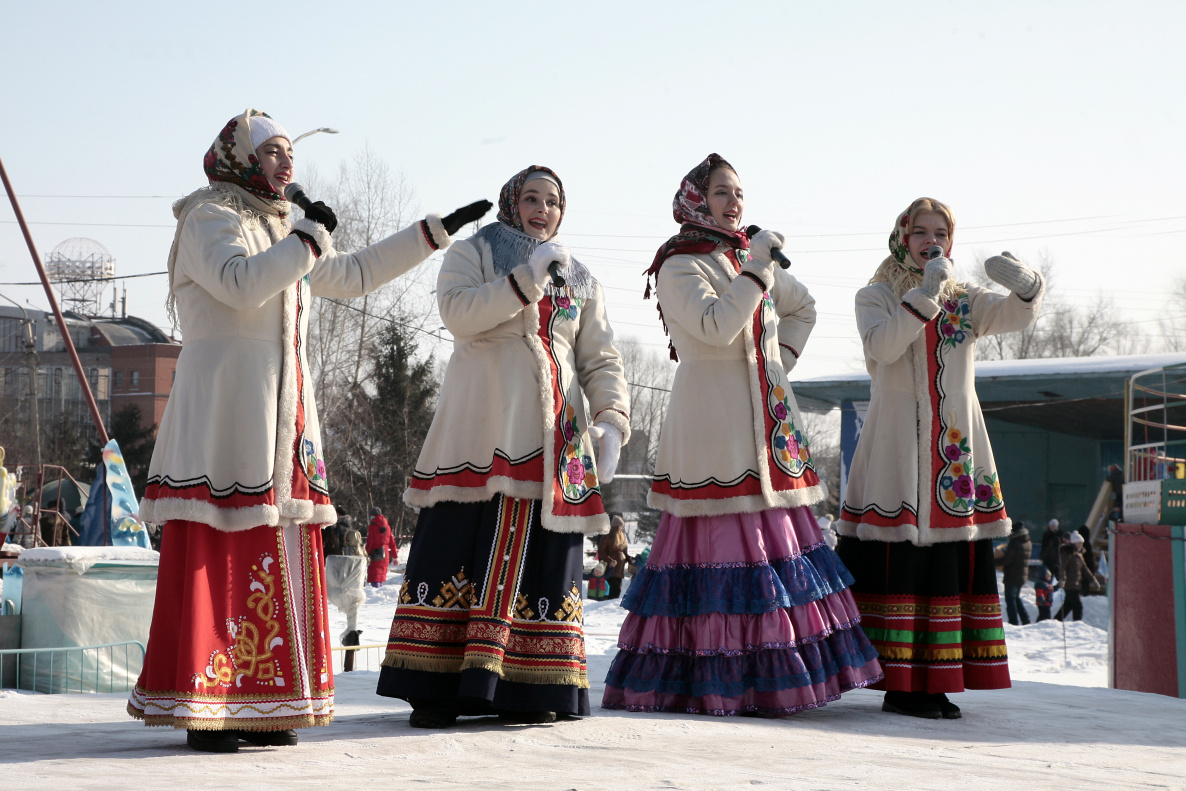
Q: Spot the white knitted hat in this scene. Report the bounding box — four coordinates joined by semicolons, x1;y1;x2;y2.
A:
1069;531;1084;545
249;115;290;151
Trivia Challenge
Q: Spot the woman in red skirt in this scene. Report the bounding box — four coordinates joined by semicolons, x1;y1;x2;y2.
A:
128;108;490;751
365;507;398;587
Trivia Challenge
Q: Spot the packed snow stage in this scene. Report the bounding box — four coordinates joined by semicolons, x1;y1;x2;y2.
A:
2;574;1184;790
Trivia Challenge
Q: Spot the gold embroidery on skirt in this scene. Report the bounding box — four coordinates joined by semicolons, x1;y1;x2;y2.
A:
432;569;476;609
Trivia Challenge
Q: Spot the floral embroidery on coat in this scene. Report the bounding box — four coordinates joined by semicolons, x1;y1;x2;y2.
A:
938;293;972;348
936;418;1002;513
554;293;582;321
937;421;976;514
761;291;776;314
559;404;598;500
769;385;813;475
302;438;327;486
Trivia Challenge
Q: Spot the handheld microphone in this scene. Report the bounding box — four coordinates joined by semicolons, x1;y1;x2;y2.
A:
547;261;566;288
746;225;792;269
924;245;945;261
284;183;315;212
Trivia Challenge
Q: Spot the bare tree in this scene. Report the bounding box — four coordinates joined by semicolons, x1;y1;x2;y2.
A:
298;145;444;521
1158;277;1186;352
795;407;841;517
600;337;675;538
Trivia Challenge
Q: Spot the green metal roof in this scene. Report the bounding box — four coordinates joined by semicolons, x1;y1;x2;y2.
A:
792;353;1186;440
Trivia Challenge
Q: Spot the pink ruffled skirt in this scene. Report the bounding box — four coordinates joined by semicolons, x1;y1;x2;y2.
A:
602;506;882;716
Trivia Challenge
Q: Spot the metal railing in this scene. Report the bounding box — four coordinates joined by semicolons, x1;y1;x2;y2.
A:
0;640;145;693
329;642;388;673
1126;363;1186;483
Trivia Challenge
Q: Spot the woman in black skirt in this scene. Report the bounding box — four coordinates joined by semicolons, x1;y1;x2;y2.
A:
376;166;631;728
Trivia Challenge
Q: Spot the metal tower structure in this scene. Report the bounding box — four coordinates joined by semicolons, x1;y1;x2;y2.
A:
44;237;115;316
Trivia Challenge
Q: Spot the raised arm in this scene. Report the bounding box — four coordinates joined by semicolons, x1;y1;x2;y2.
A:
657;253;775;348
434;238;546;338
856;284;940;365
969;253;1045;337
178;202;314;310
309;216;451;299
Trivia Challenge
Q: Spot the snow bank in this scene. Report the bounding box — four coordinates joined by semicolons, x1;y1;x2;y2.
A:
16;546;158;574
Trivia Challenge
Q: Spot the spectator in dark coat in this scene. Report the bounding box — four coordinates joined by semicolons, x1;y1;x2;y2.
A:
996;520;1032;625
1077;524;1097;585
1056;531;1099;622
597;515;629;600
1040;518;1062;583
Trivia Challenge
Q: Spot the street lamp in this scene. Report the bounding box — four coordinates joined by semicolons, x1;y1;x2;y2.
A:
292;127;340;145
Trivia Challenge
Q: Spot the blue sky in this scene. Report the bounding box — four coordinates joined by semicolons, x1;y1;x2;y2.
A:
2;1;1183;378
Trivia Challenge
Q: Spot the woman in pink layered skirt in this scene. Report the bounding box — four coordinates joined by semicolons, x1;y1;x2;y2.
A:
602;154;882;715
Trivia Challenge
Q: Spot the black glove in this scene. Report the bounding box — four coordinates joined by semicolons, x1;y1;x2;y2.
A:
303;200;338;233
442;199;493;236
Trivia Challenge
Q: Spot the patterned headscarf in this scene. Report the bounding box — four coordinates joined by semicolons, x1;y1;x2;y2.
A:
165;109;290;327
644;154;751;360
201;108;290;217
871;197;960;300
887;197;955;273
496;165;566;233
475;165;596;300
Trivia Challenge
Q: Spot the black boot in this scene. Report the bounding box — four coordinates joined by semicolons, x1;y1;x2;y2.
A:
497;710;557;724
236;729;299;746
408;700;459;729
930;693;962;719
881;691;941;719
186;729;239;753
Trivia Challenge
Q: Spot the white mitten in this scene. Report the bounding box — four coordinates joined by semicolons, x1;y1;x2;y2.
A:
528;241;570;286
587;422;623;484
921;256;953;299
748;229;787;266
984;251;1040;299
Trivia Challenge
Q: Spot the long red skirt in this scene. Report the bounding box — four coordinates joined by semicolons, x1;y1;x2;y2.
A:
127;519;335;731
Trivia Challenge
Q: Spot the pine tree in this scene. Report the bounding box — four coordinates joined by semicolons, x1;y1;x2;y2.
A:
322;318;438;543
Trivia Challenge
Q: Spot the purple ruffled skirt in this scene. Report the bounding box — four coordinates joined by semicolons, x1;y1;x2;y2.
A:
602;506;883;716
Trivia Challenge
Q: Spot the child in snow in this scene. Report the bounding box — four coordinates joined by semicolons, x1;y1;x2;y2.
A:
1034;566;1053;622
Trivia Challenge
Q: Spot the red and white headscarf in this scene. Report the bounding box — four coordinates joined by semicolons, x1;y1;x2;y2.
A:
644;154;751;360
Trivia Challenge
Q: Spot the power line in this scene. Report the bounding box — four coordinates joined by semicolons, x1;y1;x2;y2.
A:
0;270;168;286
0;220;174;229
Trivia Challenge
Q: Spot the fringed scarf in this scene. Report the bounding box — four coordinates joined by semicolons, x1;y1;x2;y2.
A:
166;109;292;326
643;153;751;361
483;165;596;300
870;198;963;302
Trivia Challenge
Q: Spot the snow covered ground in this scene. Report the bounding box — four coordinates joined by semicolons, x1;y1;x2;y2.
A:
2;572;1184;790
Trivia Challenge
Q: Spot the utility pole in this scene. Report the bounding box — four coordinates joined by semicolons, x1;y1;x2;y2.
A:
0;291;40;466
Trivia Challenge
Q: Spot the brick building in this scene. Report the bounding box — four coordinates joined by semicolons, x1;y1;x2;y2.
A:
0;306;179;450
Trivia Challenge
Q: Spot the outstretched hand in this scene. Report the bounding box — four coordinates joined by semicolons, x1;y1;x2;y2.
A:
588;423;623;484
442;199;493;236
984;251;1041;299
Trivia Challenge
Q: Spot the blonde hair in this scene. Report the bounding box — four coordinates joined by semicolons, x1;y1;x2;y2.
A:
870;197;963;301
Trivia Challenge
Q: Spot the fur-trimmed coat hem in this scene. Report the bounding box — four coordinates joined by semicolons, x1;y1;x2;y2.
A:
835;516;1011;545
